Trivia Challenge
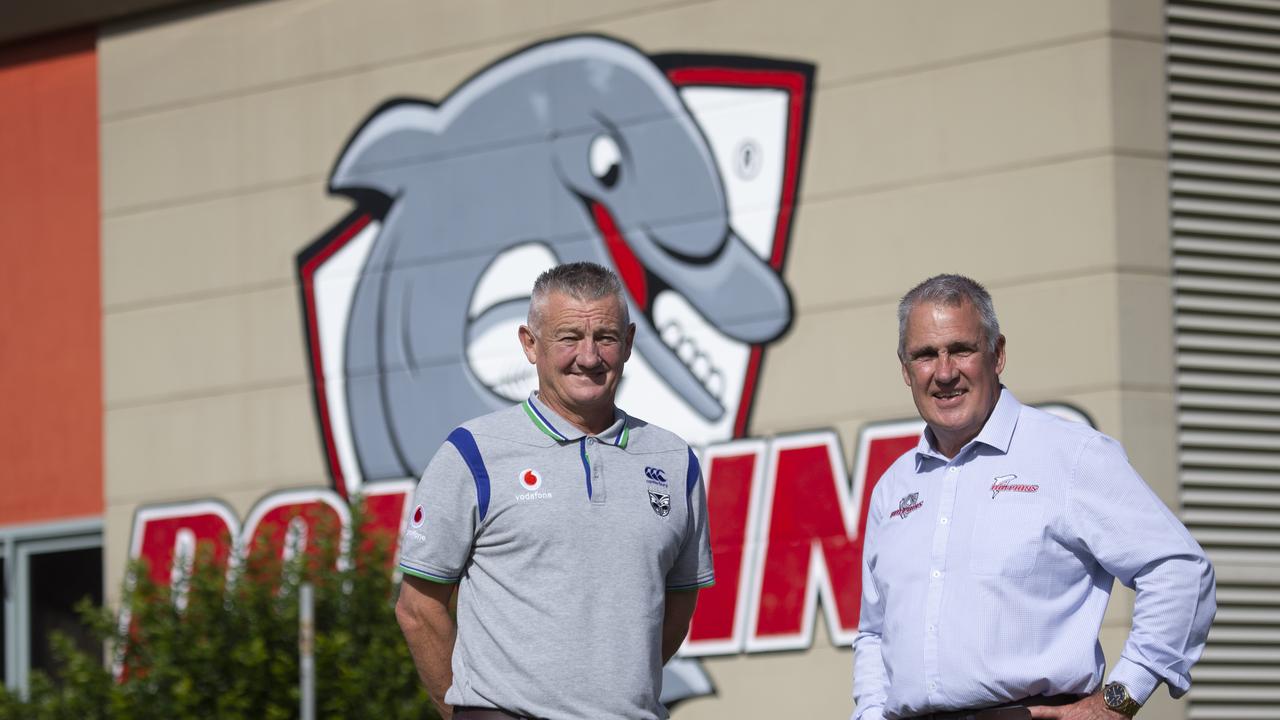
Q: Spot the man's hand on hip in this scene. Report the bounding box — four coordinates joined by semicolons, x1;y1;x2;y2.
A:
1027;692;1128;719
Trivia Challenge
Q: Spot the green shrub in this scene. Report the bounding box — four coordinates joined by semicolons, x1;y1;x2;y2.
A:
0;498;436;720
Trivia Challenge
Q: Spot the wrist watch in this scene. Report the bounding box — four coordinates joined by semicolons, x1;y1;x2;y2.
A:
1103;682;1142;718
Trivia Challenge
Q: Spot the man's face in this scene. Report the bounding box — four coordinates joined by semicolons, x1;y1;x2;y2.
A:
900;300;1006;457
519;292;635;423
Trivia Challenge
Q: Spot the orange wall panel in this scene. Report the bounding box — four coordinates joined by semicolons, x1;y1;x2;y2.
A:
0;31;102;525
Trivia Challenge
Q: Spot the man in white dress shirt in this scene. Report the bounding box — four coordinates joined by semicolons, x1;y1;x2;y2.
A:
852;274;1216;720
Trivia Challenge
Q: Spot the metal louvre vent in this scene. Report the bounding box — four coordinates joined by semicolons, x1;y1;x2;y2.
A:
1168;1;1280;717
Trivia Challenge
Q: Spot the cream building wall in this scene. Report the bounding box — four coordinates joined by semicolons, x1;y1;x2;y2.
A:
99;0;1179;717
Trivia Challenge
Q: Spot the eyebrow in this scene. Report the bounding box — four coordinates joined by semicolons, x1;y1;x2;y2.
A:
908;340;979;358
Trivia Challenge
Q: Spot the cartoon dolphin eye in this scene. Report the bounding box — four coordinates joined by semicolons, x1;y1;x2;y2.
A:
589;134;622;188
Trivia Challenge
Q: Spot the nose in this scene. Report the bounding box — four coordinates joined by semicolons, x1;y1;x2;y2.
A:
935;352;958;382
576;340;602;368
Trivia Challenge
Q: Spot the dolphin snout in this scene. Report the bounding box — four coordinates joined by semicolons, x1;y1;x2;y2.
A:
648;226;792;344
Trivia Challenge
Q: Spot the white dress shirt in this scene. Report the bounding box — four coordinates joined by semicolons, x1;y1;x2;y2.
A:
852;389;1216;720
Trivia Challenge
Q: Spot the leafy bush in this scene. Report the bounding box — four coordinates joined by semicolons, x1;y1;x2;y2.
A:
0;499;436;720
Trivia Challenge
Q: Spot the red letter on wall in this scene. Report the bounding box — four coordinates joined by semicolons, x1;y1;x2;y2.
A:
685;440;767;656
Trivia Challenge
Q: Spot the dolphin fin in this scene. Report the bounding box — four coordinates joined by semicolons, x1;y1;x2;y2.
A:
330;100;440;198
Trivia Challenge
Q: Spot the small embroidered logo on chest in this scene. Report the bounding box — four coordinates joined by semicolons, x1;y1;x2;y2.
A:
519;468;543;491
889;492;923;520
991;474;1039;499
648;489;671;517
645;466;669;487
410;504;426;528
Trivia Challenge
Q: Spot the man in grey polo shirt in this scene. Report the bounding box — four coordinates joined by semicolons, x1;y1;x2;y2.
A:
396;262;714;720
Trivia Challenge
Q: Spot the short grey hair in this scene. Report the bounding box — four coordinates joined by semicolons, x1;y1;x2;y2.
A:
528;262;630;330
897;274;1000;361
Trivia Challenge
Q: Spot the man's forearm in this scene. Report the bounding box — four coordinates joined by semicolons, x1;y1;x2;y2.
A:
397;577;459;719
661;590;699;664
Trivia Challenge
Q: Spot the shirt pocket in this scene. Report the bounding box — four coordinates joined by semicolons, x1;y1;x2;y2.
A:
967;492;1047;577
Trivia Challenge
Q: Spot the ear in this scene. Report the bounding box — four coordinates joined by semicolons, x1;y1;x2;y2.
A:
519;324;538;365
901;360;912;388
993;334;1007;375
622;323;636;362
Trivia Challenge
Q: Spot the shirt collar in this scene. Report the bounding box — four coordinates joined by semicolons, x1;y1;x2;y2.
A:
915;386;1021;464
522;391;630;448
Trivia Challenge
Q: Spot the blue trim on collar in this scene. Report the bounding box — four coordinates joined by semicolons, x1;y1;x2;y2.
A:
446;427;491;522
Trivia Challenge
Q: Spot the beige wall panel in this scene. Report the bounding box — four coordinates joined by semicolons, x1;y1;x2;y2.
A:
1118;274;1176;390
802;38;1165;201
102;74;375;213
101;34;1156;215
107;387;330;505
100;0;689;118
596;0;1149;85
107;391;247;504
105;285;307;405
105;295;246;405
685;636;852;718
99;0;1158;119
243;382;330;487
1109;37;1169;157
1115;156;1172;271
103;501;140;605
785;156;1142;315
103;180;344;309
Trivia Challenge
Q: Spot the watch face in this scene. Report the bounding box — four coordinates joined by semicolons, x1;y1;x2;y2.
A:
1104;683;1126;707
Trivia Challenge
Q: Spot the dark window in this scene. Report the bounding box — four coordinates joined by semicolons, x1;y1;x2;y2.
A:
27;547;102;680
1;555;6;682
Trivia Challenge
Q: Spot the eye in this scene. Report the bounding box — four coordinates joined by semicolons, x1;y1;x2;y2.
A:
589;134;622;188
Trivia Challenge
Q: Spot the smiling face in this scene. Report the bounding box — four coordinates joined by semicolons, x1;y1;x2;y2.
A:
519;290;635;433
900;300;1006;458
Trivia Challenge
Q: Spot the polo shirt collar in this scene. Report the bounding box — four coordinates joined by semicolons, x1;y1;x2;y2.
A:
522;391;630;448
915;386;1021;464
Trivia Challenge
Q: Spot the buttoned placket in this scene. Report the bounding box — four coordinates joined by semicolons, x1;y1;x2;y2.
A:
923;454;965;705
584;436;606;504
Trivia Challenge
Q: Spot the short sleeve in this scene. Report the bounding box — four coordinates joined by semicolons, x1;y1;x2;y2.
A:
398;434;482;583
666;447;715;590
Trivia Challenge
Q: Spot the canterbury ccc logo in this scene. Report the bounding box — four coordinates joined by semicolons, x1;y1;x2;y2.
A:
644;466;669;484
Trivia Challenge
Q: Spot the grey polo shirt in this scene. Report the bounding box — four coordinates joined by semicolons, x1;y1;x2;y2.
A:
399;392;715;720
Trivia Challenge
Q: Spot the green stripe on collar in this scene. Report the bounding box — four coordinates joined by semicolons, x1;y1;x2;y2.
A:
523;399;567;441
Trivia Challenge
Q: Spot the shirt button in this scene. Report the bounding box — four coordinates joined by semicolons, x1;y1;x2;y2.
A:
586;437;596;444
948;467;958;473
927;624;936;633
939;516;948;525
931;570;941;579
928;682;938;692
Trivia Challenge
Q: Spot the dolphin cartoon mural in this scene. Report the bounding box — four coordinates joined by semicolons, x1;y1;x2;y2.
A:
297;36;813;706
299;35;813;496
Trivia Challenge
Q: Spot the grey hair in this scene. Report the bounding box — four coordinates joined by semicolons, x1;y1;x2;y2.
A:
897;274;1000;361
528;262;630;330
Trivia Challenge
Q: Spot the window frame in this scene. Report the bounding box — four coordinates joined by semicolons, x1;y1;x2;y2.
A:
0;517;102;695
